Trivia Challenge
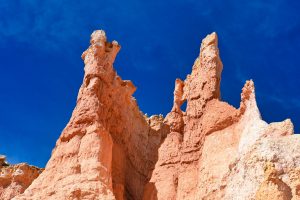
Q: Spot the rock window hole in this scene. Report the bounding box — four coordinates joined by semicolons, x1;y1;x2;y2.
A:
181;101;187;112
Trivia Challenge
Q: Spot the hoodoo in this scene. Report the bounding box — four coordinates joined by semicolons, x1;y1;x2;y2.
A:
10;30;300;200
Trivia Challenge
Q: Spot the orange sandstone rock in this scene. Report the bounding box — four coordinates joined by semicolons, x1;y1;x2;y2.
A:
255;162;292;200
0;156;42;200
12;30;300;200
14;30;168;200
142;32;300;200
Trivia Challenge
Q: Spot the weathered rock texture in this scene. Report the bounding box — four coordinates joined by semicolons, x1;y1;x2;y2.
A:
0;156;42;200
14;30;168;200
13;30;300;200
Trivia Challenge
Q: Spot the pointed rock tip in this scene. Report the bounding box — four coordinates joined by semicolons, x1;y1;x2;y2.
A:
90;30;107;44
241;79;256;102
245;79;254;86
242;79;255;95
82;29;120;62
239;79;256;113
201;32;218;47
90;30;119;46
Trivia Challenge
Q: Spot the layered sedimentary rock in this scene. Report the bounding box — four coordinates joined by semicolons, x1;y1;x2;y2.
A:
0;156;42;200
13;30;300;200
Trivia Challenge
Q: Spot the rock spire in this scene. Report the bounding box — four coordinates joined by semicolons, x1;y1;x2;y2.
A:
10;30;300;200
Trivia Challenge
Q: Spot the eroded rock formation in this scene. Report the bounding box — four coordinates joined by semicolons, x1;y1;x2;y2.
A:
0;155;42;200
12;30;300;200
14;30;168;200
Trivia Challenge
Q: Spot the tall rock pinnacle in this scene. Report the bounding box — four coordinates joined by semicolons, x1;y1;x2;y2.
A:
183;32;223;118
144;32;238;200
12;30;300;200
14;30;169;200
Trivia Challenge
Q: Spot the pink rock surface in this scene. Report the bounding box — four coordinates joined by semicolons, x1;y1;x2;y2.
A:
14;30;168;200
12;30;300;200
0;156;42;200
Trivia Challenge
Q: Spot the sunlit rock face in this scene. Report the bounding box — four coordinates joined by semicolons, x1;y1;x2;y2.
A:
13;30;168;200
0;155;42;200
13;30;300;200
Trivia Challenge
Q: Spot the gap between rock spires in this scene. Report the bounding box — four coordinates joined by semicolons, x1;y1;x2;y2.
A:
0;30;299;200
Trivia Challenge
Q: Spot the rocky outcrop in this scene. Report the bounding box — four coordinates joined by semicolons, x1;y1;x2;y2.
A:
142;32;300;200
14;30;168;200
0;155;42;200
13;30;300;200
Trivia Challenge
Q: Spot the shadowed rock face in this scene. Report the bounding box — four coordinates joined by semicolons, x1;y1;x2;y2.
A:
11;30;300;200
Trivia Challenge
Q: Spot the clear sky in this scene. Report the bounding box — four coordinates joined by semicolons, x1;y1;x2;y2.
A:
0;0;300;168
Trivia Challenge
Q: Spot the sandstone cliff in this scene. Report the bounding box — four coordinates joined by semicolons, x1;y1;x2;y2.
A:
12;30;300;200
0;155;42;200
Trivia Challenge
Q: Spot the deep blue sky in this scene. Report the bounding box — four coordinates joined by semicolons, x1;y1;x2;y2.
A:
0;0;299;167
